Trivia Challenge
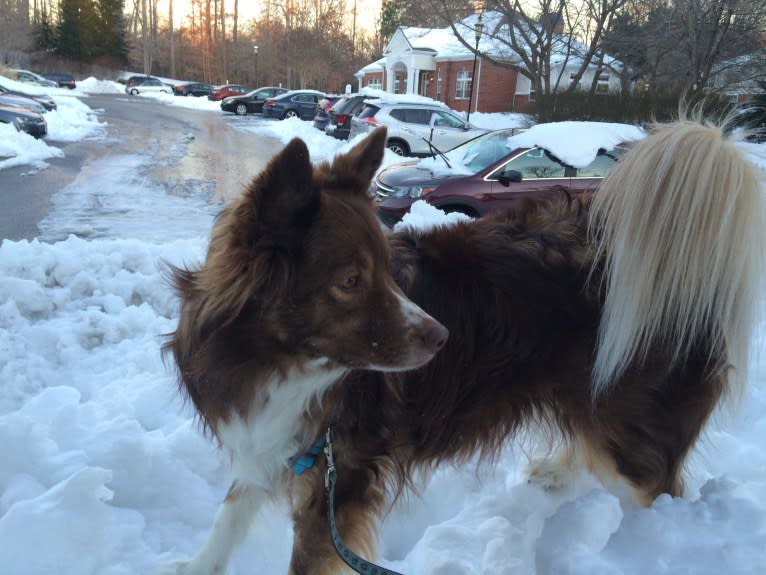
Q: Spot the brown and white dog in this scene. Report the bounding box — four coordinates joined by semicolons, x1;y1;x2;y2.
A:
163;119;764;575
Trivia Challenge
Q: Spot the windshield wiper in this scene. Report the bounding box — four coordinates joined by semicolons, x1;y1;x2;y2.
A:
420;133;452;168
403;126;452;168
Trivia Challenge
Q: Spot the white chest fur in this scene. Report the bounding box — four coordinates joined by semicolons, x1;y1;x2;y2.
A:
216;360;346;491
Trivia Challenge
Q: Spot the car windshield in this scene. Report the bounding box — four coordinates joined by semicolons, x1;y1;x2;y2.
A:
439;130;517;174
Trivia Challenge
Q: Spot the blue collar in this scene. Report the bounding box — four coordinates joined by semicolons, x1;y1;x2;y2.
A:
289;436;327;475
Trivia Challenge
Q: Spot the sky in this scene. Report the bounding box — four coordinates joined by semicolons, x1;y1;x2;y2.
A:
1;77;766;575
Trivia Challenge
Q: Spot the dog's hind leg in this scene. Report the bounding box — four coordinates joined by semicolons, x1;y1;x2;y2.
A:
527;447;579;491
288;464;386;575
586;366;725;507
164;481;266;575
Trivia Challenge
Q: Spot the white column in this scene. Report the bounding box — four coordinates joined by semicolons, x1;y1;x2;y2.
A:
408;66;417;95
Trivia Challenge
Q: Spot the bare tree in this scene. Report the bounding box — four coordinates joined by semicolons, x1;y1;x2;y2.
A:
426;0;629;101
602;0;765;99
0;0;34;54
169;0;175;77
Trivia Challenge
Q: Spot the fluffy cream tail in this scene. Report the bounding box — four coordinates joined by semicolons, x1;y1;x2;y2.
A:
589;117;765;396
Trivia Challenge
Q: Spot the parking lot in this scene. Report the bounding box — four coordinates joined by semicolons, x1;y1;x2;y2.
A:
0;93;280;241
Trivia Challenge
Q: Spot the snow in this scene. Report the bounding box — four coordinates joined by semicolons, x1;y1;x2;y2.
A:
1;78;766;575
394;11;623;69
505;121;645;167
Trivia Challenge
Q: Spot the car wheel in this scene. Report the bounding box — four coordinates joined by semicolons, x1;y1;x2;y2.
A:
235;104;248;116
386;139;410;156
130;88;139;95
284;110;299;119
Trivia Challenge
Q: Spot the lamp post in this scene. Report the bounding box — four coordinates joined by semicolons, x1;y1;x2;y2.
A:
253;45;259;87
466;14;484;123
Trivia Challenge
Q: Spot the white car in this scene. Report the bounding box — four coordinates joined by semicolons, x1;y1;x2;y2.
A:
125;78;171;95
348;100;487;156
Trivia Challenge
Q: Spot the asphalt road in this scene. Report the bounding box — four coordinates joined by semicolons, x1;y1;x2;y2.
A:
0;94;280;241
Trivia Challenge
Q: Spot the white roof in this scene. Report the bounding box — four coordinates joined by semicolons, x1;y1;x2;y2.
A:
380;11;621;70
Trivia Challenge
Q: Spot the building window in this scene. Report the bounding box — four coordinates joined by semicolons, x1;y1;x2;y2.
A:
455;70;472;100
529;83;536;102
596;72;610;94
366;76;382;90
436;71;443;101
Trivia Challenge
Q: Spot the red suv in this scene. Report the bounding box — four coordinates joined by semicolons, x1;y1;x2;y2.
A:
374;126;639;227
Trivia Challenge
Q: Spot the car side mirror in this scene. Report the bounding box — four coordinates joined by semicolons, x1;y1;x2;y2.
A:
497;170;522;187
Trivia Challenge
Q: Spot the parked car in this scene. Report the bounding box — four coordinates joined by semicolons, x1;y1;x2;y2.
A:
173;82;213;97
208;84;250;101
125;75;152;88
0;104;47;138
220;87;289;115
0;84;57;111
262;90;326;120
124;75;171;92
349;100;487;156
324;94;379;141
312;95;341;131
42;73;76;89
10;69;58;88
125;77;171;95
374;125;634;226
0;93;47;114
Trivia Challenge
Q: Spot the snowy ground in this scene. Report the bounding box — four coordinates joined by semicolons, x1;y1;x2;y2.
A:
1;77;766;575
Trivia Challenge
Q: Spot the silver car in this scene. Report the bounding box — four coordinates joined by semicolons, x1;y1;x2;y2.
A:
10;69;58;88
125;78;171;95
348;100;487;156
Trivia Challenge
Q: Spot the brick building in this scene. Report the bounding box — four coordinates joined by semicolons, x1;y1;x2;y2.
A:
355;11;623;115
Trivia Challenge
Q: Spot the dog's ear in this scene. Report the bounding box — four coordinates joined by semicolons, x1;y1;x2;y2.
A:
249;137;318;232
196;138;317;328
330;127;388;192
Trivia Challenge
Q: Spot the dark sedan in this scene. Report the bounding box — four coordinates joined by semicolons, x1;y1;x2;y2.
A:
0;83;57;111
0;104;47;138
262;90;325;120
220;87;288;115
173;82;213;97
374;126;634;227
0;94;47;114
42;73;76;89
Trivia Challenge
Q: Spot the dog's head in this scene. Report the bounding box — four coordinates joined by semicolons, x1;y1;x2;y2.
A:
182;127;447;374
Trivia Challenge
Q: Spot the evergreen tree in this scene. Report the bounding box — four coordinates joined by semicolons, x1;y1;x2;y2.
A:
379;0;405;42
56;0;98;60
53;0;128;64
34;13;58;52
94;0;129;63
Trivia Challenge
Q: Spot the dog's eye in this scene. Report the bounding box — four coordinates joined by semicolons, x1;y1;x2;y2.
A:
339;275;359;291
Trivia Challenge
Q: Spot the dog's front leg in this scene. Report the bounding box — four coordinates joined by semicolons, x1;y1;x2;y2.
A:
164;481;266;575
288;462;386;575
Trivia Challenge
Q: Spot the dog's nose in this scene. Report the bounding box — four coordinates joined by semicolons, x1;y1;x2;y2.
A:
422;321;449;353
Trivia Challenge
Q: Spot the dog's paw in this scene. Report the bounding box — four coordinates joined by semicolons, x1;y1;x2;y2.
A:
527;457;574;491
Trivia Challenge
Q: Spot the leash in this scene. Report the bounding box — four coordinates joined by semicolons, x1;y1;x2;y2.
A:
323;427;405;575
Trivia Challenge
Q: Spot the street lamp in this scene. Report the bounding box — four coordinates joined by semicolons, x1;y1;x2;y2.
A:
466;14;484;123
253;45;259;87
